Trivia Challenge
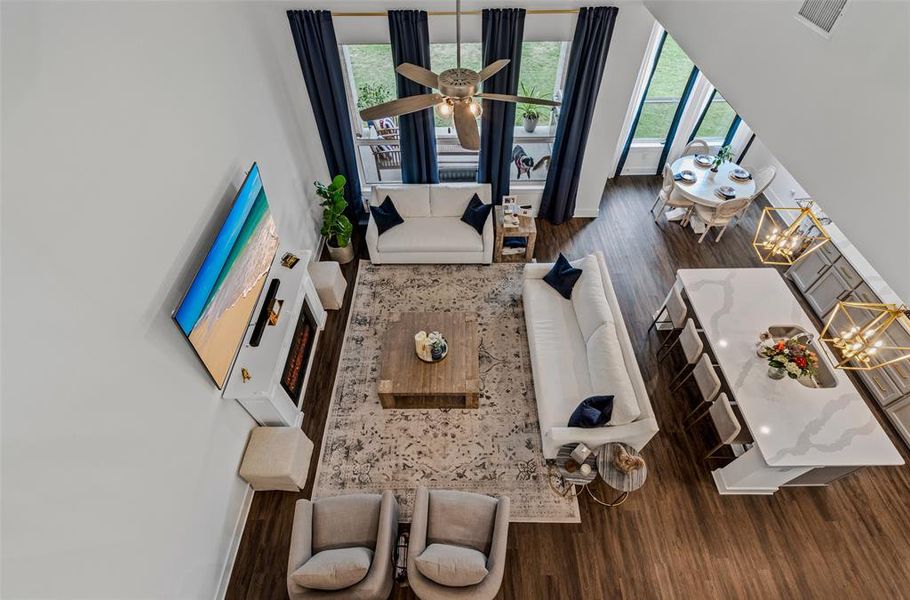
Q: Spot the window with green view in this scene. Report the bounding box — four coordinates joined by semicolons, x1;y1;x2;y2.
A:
692;92;737;140
633;35;695;141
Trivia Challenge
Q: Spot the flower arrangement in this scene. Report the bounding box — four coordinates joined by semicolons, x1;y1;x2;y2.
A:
758;335;819;379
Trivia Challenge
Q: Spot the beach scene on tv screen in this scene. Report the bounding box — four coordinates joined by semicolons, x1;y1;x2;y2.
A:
174;164;279;388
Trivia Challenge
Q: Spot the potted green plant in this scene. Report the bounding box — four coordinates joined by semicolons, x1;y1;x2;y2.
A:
315;175;354;264
518;83;545;133
710;145;735;173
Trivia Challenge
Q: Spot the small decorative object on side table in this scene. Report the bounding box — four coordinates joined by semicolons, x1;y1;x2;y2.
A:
414;330;448;363
547;443;597;497
494;205;536;263
590;442;648;507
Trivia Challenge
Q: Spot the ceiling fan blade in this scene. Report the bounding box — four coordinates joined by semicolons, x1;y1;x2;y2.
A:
453;101;480;151
395;63;440;89
359;93;444;122
477;59;510;83
476;93;561;107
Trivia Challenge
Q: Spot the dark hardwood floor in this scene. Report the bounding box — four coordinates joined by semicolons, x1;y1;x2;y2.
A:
226;176;910;600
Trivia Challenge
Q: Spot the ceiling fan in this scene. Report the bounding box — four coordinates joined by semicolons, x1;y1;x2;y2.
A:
358;0;560;151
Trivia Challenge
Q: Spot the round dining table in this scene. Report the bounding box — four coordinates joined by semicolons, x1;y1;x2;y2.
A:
666;155;756;232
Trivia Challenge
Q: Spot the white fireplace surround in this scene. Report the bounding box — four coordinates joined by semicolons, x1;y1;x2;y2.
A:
222;248;327;426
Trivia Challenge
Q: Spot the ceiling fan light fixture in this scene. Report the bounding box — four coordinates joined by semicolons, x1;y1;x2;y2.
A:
468;98;482;117
435;98;454;120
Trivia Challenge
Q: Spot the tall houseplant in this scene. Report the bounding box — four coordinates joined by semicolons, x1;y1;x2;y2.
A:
315;175;354;264
710;145;735;173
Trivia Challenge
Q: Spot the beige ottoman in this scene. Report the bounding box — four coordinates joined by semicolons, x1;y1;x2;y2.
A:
308;261;347;310
239;427;314;491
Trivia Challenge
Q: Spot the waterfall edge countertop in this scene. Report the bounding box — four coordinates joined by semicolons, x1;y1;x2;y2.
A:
677;268;903;468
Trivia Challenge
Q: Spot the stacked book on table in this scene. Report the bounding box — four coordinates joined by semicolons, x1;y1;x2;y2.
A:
502;237;527;256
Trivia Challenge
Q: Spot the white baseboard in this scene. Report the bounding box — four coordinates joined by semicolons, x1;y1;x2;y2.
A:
214;484;255;600
573;208;600;218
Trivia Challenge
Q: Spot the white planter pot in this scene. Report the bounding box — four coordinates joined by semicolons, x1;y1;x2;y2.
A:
523;116;539;133
327;241;354;264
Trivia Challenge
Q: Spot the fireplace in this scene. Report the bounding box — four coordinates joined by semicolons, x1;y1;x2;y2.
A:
281;299;318;402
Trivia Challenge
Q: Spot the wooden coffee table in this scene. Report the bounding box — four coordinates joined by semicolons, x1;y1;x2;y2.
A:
378;312;479;409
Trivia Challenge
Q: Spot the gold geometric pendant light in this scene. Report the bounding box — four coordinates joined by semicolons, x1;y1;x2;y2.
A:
752;199;832;266
820;302;910;371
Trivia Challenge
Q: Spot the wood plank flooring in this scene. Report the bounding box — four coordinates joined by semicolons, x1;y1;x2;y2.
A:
226;176;910;600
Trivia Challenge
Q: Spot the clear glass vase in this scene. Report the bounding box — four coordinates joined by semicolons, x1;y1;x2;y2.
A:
768;365;786;380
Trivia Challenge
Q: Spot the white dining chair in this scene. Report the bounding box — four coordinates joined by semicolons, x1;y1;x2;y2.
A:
650;287;689;355
730;165;777;227
688;393;752;462
692;196;752;243
680;139;709;158
673;353;722;423
653;165;695;225
662;319;705;387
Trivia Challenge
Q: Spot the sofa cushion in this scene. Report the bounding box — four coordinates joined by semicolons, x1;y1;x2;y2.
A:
372;185;431;217
587;323;641;426
427;490;497;554
376;218;484;253
430;185;487;217
523;278;593;437
568;395;615;428
312;493;381;552
370;196;404;236
570;255;614;342
543;254;583;300
290;547;373;591
415;543;489;588
460;193;492;235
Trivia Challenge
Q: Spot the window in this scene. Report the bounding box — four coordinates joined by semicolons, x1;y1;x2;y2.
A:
633;35;695;141
341;41;570;187
692;92;737;141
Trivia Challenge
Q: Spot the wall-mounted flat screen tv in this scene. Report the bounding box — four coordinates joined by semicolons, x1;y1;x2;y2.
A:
174;163;280;388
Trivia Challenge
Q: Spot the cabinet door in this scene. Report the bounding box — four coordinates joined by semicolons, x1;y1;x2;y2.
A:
858;368;905;407
818;240;842;264
805;268;851;318
830;258;863;290
788;249;831;293
886;395;910;450
883;325;910;396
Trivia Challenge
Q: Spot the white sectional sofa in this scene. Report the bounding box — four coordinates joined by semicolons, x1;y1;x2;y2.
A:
366;183;493;264
523;252;658;459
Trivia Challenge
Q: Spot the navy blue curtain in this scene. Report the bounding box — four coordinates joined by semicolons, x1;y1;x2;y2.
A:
539;6;618;225
287;10;365;223
388;10;439;184
687;89;716;143
723;114;742;147
656;65;699;174
615;31;667;176
478;9;526;205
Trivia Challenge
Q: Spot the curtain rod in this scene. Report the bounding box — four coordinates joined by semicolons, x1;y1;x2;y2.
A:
331;9;579;17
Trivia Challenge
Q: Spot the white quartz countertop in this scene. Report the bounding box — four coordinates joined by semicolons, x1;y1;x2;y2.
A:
677;268;903;468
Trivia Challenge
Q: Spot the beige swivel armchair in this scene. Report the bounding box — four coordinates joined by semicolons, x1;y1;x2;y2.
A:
287;491;399;600
407;486;510;600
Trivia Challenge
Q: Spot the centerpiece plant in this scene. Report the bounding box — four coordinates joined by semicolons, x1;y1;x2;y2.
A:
758;335;819;380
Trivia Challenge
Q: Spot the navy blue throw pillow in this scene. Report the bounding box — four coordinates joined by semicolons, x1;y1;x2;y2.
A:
460;193;492;235
543;253;583;299
370;196;404;235
568;395;614;428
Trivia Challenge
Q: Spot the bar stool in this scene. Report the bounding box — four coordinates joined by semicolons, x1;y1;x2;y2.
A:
687;393;752;462
650;287;689;356
672;354;722;423
661;319;703;386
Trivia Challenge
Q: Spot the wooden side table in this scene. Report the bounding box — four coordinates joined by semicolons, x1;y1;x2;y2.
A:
493;206;536;263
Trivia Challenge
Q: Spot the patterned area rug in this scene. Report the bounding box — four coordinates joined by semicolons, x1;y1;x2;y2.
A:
312;261;579;522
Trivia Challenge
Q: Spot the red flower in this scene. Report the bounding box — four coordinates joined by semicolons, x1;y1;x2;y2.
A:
795;356;807;369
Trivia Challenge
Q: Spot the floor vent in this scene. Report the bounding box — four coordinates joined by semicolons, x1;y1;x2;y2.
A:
797;0;848;35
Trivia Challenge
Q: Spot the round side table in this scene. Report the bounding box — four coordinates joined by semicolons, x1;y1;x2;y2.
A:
588;442;648;507
547;444;597;498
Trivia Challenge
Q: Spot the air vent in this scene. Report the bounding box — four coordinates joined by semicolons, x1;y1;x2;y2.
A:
797;0;847;35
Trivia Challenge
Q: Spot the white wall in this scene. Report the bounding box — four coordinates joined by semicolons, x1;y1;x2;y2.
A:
1;2;327;598
644;0;910;301
324;0;656;216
